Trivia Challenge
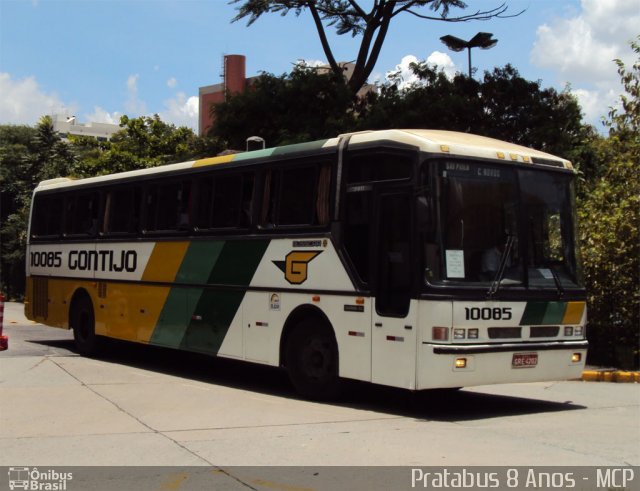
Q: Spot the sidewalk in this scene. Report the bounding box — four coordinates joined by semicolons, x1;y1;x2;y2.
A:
582;369;640;383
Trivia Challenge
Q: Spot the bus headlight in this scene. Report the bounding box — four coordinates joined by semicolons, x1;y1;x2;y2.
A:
453;328;466;340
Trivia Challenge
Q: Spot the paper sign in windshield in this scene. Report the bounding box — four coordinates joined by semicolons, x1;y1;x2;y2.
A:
446;250;465;278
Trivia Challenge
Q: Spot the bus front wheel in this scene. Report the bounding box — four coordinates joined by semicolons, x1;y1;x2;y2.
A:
71;294;100;356
286;320;341;400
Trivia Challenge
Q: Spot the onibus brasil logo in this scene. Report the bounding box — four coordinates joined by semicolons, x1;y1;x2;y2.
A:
7;467;72;490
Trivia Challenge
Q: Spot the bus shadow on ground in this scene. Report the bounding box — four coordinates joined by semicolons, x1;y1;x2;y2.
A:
30;337;586;422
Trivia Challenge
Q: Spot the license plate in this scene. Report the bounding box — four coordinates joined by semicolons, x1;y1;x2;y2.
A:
512;352;538;368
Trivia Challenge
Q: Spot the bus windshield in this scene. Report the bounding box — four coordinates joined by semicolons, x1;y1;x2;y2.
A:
421;160;583;291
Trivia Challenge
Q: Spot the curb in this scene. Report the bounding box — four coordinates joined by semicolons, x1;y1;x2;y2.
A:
582;370;640;383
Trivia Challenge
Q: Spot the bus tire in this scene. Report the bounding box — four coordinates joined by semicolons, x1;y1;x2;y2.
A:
286;320;341;400
71;294;100;356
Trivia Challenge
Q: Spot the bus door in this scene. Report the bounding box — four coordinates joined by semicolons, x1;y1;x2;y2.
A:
371;189;418;389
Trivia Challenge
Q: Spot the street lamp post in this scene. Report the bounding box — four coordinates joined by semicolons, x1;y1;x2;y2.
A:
440;32;498;78
246;136;265;151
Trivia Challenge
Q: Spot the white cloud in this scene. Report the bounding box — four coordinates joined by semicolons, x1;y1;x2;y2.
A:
426;51;456;79
386;52;457;89
295;59;326;68
167;77;177;89
125;74;146;115
84;106;121;125
0;72;76;125
160;92;199;130
531;0;638;125
386;54;421;88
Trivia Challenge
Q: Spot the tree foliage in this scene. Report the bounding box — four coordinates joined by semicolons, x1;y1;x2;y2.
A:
71;115;223;177
578;37;640;368
359;63;586;157
212;62;586;159
0;115;219;299
211;65;355;148
0;116;76;299
231;0;519;95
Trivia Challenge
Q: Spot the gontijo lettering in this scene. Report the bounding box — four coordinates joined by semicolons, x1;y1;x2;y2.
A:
30;249;138;272
68;250;137;272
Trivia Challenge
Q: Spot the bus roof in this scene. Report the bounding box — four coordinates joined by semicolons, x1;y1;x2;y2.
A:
35;129;572;192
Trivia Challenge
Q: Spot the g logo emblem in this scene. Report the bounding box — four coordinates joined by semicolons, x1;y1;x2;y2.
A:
273;251;321;285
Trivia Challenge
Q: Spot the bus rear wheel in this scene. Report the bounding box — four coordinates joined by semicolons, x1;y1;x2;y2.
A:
286;320;341;400
71;294;100;356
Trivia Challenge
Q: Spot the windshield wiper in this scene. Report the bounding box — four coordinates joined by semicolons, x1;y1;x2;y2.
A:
487;234;516;299
548;266;565;298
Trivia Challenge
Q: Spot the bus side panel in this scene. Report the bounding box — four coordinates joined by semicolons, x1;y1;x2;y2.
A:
25;275;72;329
416;300;453;390
331;294;372;382
99;282;172;343
239;290;373;381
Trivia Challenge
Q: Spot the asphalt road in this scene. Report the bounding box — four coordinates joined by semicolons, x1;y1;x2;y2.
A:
1;301;639;490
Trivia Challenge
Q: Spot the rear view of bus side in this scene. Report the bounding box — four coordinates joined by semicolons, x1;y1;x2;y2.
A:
25;129;587;399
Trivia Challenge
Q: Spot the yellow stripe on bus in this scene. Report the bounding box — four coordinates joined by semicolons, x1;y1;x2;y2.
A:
562;301;585;325
142;242;189;283
192;154;236;168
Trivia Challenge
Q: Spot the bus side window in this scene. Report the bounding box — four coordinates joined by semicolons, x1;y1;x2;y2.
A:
260;169;278;228
195;173;252;231
278;166;318;226
240;172;255;227
343;188;372;283
64;192;99;236
347;152;413;183
103;187;141;235
211;175;242;228
31;195;64;239
316;163;331;226
145;180;191;233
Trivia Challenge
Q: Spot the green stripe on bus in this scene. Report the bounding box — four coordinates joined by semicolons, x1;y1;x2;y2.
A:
207;239;270;285
520;301;568;325
151;239;270;353
175;241;224;284
180;289;245;354
150;241;225;347
542;301;566;324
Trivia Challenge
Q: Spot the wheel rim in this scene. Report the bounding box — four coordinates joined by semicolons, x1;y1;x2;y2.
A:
300;336;335;382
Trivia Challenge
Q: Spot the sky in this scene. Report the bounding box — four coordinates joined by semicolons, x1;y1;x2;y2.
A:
0;0;638;133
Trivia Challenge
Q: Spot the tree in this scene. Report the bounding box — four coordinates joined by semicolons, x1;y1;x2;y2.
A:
71;115;224;176
211;65;355;148
231;0;519;96
0;117;75;299
577;37;640;369
359;63;586;158
0;114;220;299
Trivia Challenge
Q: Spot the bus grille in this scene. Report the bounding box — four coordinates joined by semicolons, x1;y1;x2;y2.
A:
33;277;49;319
487;327;521;339
530;326;560;337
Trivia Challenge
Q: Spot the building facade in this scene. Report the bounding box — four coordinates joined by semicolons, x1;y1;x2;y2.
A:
52;115;120;141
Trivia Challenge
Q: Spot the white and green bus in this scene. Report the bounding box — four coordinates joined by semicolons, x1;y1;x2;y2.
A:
25;129;587;399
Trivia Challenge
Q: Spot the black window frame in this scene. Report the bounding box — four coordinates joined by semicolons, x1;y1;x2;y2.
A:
257;159;333;232
62;190;101;239
141;178;193;236
30;193;65;241
101;185;143;238
193;171;255;234
340;146;418;288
